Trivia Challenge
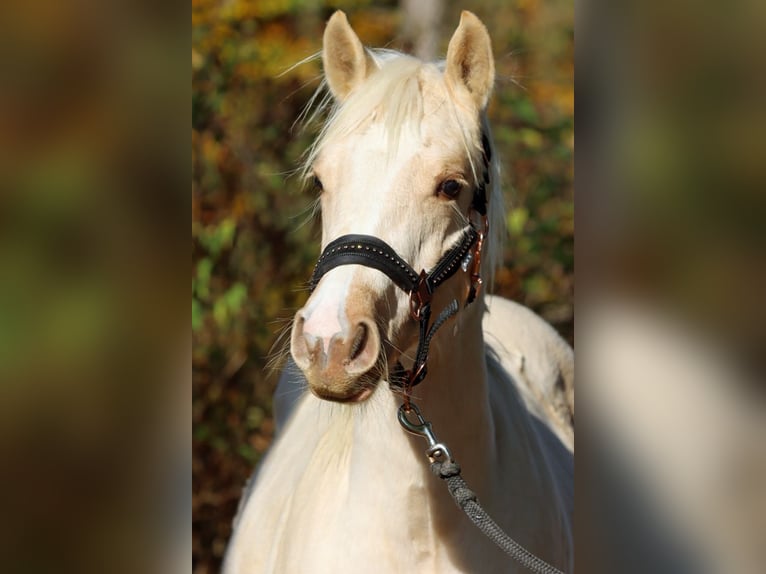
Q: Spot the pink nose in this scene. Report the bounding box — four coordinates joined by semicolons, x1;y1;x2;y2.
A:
290;312;381;402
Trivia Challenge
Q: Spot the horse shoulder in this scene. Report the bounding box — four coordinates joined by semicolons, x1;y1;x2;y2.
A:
482;294;574;451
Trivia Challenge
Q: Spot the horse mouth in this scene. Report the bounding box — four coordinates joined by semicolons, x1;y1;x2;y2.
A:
307;365;382;403
310;385;375;403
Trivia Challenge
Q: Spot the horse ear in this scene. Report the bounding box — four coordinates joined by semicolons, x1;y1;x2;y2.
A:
322;11;376;101
445;11;495;110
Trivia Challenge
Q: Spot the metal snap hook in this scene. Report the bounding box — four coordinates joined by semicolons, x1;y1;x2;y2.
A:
397;402;453;463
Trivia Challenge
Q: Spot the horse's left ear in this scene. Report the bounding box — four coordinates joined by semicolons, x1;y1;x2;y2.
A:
323;11;377;102
445;11;495;110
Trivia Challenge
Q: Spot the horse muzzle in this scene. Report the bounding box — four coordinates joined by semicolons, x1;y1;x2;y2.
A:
290;289;382;402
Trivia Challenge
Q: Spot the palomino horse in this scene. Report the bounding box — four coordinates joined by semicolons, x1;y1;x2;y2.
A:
224;11;574;574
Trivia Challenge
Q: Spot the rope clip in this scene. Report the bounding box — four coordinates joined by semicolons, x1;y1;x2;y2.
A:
397;402;453;463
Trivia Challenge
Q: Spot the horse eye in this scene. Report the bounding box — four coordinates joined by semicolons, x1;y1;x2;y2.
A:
312;176;323;192
439;179;461;199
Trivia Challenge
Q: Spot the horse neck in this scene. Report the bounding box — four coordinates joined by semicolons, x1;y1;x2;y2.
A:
407;293;495;475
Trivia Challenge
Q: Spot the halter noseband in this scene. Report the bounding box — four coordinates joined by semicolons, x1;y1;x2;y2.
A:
307;136;492;399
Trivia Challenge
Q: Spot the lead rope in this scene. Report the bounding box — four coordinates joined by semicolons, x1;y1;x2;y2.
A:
398;404;566;574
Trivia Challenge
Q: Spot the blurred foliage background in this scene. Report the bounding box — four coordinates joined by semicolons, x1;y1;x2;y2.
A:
192;0;572;571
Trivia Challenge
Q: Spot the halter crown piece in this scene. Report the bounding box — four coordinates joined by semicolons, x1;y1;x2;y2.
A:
308;135;492;401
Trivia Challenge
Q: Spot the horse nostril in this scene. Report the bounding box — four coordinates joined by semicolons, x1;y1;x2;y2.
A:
348;322;368;362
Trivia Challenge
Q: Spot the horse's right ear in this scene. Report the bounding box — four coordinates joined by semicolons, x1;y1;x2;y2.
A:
322;11;376;101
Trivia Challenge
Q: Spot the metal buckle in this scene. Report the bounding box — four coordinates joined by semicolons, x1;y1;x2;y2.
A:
409;270;431;320
466;215;488;302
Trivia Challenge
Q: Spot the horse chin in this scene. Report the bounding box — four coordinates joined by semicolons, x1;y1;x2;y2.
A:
305;370;380;404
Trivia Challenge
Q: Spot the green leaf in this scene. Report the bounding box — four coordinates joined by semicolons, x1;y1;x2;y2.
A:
195;258;213;300
507;207;529;236
224;282;248;312
519;128;544;151
213;298;229;326
192;298;204;331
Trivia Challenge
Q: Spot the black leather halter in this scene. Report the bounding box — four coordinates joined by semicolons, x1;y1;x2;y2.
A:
309;227;479;306
307;135;492;397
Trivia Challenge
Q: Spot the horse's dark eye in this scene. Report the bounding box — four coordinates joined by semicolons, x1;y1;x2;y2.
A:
312;176;323;192
439;179;461;199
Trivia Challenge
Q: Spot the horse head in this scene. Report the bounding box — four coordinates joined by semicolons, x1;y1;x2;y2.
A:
290;11;500;402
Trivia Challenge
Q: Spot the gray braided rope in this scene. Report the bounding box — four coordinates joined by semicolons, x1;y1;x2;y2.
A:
422;300;459;353
431;460;565;574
